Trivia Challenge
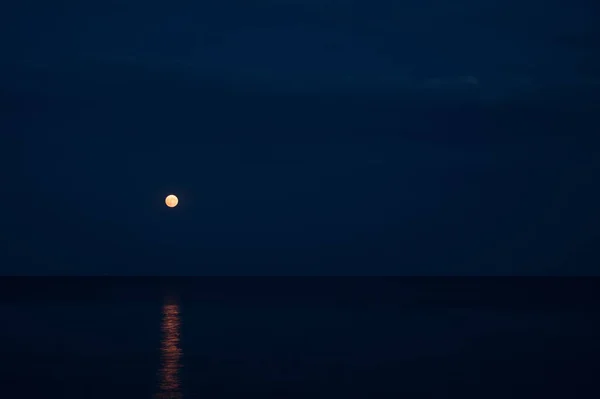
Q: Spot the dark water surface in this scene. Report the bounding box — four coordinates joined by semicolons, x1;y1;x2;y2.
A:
2;278;599;398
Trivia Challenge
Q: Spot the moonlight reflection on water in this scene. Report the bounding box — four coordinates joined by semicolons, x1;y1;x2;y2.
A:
156;299;182;399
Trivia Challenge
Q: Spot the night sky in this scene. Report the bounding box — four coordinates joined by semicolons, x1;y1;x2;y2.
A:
2;0;599;275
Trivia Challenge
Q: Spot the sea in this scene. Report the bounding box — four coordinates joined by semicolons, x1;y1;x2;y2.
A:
1;278;599;398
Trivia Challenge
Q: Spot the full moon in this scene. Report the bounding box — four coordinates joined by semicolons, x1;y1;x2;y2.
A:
165;195;179;208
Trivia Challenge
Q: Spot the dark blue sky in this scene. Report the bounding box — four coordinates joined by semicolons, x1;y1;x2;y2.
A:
2;0;599;275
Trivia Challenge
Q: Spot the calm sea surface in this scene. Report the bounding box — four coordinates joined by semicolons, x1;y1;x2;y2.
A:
1;278;599;398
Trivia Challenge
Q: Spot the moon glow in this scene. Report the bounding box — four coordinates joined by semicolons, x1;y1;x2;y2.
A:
165;195;179;208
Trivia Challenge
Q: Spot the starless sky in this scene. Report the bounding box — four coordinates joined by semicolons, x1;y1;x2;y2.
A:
1;0;599;275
